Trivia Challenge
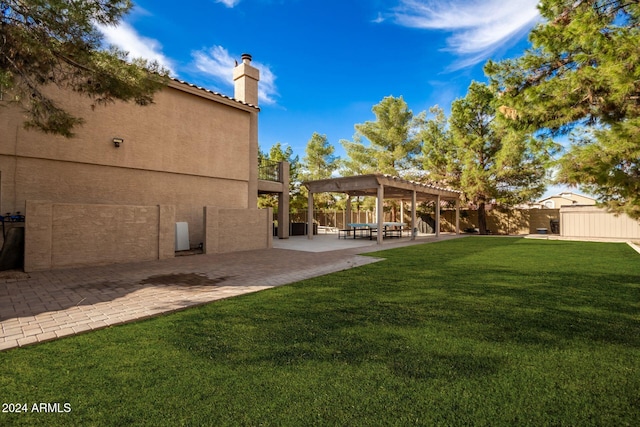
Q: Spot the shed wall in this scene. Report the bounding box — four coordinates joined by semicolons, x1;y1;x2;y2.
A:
560;206;640;239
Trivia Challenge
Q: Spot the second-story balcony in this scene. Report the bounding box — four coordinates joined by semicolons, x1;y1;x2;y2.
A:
258;159;289;195
258;159;281;182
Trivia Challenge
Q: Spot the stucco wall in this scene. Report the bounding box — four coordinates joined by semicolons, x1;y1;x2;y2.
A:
0;85;252;181
204;207;272;253
1;81;258;248
0;156;248;245
25;201;175;271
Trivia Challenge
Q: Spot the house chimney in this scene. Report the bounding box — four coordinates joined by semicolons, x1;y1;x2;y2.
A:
233;53;260;106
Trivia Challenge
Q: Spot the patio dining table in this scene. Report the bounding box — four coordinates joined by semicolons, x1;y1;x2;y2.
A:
341;222;406;240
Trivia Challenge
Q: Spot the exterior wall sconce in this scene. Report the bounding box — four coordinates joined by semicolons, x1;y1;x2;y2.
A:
112;137;124;148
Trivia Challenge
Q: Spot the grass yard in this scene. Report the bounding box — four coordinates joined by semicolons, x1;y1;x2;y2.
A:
1;237;639;426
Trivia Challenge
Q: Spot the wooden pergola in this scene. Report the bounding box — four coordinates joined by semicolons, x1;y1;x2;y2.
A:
304;174;462;244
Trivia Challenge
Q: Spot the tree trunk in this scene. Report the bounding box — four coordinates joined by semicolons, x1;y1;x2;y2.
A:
478;201;488;235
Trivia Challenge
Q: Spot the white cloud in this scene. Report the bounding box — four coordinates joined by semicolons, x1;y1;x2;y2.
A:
372;12;386;24
215;0;242;7
96;22;176;75
192;45;279;105
392;0;540;68
192;45;234;84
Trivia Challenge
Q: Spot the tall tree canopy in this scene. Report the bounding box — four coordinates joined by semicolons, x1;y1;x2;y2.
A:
485;0;640;218
341;96;423;177
421;82;555;234
300;132;340;210
420;106;459;187
301;132;338;180
1;0;168;137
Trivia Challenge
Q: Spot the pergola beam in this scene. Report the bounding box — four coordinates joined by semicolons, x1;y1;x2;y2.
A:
305;174;460;201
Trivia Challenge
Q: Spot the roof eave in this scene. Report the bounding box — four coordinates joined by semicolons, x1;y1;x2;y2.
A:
168;78;260;113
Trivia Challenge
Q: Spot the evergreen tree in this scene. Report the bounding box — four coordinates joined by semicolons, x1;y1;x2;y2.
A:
342;96;423;177
340;133;377;176
485;0;640;217
300;132;340;211
420;106;459;186
1;0;168;137
422;82;555;234
302;132;338;180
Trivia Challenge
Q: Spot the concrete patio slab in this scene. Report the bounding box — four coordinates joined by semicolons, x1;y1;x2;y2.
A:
273;232;457;252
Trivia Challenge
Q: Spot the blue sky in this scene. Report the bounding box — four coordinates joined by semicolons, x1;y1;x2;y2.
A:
97;0;573;198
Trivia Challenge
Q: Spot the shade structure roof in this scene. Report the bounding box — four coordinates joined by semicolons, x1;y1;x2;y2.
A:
304;174;461;202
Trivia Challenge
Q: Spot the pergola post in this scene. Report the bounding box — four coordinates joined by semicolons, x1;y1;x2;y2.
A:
345;195;352;229
455;198;461;235
377;184;384;244
435;195;441;237
307;191;314;240
411;190;417;241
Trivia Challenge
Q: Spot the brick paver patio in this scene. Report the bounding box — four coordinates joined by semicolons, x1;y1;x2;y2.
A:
0;235;462;351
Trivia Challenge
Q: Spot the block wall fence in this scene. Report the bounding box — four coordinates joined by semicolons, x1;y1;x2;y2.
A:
25;201;271;272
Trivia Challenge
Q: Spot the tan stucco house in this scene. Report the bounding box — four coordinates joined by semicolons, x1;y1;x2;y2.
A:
1;54;274;271
536;192;596;209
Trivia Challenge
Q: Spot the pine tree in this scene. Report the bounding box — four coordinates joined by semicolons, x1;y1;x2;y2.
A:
421;82;555;234
302;132;338;180
1;0;168;137
485;0;640;217
420;106;459;186
300;132;340;211
342;96;423;177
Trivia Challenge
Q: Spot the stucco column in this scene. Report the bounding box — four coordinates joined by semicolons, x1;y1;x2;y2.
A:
277;161;289;239
435;195;441;237
377;184;384;244
159;205;176;259
411;190;417;241
307;190;314;240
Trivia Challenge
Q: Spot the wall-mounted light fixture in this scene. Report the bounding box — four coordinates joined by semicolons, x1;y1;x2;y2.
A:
112;137;124;148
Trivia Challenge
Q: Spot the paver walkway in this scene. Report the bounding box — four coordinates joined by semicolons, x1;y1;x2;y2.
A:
1;235;462;351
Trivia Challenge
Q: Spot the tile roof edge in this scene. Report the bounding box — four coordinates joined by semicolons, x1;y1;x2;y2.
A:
169;77;260;110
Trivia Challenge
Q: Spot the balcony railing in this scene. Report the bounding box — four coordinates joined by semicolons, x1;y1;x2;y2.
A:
258;159;281;182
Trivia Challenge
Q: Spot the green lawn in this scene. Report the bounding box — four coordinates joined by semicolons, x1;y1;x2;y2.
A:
1;237;639;426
